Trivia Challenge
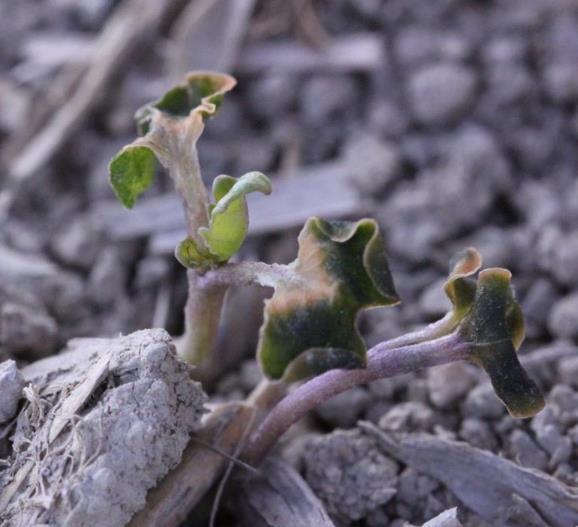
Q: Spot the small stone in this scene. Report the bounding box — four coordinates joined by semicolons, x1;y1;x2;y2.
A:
0;360;24;422
50;215;102;270
419;278;451;319
557;356;578;389
427;362;477;408
247;73;296;120
379;402;435;433
316;387;370;428
407;62;477;126
459;418;497;451
534;424;573;467
367;99;410;139
343;133;401;197
0;303;58;358
551;232;578;287
300;74;357;124
522;279;558;339
548;293;578;339
507;429;548;471
461;383;505;420
397;467;439;504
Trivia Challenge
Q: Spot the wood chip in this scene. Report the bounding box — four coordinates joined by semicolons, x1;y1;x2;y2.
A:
237;457;335;527
237;33;384;73
360;422;578;527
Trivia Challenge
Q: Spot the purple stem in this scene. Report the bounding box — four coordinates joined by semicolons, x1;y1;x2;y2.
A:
243;332;470;465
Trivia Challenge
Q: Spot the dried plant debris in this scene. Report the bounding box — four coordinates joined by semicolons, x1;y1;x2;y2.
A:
237;457;335;527
361;422;578;527
0;329;206;527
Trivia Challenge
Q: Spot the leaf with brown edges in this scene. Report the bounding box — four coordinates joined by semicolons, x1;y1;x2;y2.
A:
257;217;399;381
462;268;544;418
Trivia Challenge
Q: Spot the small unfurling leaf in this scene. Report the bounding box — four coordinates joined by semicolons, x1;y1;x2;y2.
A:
257;217;399;380
199;172;272;262
462;268;543;418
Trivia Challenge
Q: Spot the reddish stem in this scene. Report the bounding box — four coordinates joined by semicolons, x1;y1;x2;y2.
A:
243;332;469;465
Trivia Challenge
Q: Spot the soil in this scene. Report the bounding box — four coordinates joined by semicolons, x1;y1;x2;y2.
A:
1;0;578;526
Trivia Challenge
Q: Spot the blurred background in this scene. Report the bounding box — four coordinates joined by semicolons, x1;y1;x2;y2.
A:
3;0;578;365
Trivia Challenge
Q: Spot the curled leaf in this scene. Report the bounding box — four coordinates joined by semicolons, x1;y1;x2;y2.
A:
109;71;236;209
257;217;399;380
199;172;272;262
462;268;543;418
175;236;210;268
443;247;482;320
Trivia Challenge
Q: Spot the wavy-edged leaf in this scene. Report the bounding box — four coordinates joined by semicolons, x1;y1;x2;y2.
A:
462;268;544;418
444;247;482;320
136;71;236;135
199;172;272;262
257;217;399;380
109;71;236;209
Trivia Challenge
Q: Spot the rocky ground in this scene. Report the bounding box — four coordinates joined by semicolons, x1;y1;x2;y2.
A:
1;0;578;526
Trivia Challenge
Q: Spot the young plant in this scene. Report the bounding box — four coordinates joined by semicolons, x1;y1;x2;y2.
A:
109;72;545;474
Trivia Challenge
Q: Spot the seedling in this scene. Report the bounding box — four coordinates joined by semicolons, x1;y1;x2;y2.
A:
109;71;545;469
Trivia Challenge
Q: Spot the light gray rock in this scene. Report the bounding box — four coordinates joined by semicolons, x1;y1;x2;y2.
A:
550;232;578;287
407;63;477;126
316;386;370;429
508;430;549;471
343;133;401;197
303;429;399;522
461;383;505;420
379;402;435;433
50;215;102;271
419;278;451;318
0;360;24;423
0;329;206;527
0;302;58;358
459;418;497;451
557;355;578;389
548;292;578;339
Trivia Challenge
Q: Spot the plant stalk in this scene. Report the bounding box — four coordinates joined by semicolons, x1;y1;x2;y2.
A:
177;269;227;365
242;332;470;465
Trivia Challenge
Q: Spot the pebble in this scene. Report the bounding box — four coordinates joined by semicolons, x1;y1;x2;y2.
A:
427;362;478;409
461;383;505;420
548;292;578;340
0;360;24;423
407;63;477;126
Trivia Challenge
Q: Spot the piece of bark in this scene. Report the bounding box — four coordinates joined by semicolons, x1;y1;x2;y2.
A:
169;0;255;75
236;457;335;527
237;33;384;73
0;329;206;527
360;422;578;527
422;508;462;527
128;402;255;527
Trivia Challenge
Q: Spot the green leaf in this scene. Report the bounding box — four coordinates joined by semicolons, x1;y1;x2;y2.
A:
175;236;210;268
109;71;236;209
462;268;544;418
257;217;399;380
136;72;236;135
109;145;157;209
199;172;272;262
